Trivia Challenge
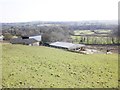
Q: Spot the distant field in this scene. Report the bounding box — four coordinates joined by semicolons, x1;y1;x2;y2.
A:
74;30;94;35
74;30;112;35
72;30;118;44
2;44;118;88
71;36;118;44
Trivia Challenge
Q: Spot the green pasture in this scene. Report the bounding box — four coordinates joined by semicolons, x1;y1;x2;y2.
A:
71;36;118;44
74;30;94;35
2;44;118;88
74;30;112;35
95;30;112;33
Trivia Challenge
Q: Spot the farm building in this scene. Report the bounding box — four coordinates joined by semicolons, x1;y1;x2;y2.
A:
21;35;41;41
10;35;42;46
49;42;85;50
10;38;39;46
0;35;4;41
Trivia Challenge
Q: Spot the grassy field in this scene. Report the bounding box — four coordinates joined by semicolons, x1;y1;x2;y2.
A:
71;36;118;44
74;30;95;35
0;43;2;88
74;30;112;35
71;30;118;44
2;44;118;88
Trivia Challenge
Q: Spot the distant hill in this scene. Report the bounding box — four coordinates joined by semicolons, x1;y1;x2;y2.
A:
1;20;118;41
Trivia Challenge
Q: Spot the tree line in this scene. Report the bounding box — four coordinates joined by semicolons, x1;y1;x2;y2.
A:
1;21;118;43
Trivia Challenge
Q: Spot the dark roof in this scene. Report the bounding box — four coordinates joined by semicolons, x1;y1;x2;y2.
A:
10;38;24;44
24;38;38;44
10;38;38;44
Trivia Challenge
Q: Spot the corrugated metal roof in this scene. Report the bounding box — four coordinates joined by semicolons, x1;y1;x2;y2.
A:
10;38;38;44
10;38;24;44
24;38;38;44
50;42;85;49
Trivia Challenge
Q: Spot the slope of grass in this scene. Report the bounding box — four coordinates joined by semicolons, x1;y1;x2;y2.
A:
2;44;118;88
0;43;2;88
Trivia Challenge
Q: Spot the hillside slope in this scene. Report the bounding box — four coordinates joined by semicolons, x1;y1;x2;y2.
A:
2;44;118;88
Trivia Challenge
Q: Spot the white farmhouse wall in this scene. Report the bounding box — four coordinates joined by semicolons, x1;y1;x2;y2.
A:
31;42;39;46
29;35;41;41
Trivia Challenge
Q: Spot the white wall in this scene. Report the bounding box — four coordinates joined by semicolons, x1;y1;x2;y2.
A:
29;35;41;41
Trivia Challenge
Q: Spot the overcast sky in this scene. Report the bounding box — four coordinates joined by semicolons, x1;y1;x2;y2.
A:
0;0;119;23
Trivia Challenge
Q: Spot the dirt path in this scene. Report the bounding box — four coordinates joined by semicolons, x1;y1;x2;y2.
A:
86;45;119;53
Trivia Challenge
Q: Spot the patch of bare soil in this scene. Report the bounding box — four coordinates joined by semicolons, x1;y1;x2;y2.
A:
86;45;119;54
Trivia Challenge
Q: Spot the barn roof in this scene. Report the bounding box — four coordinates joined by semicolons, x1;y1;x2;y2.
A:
50;42;85;49
23;38;38;44
10;38;38;44
10;38;24;44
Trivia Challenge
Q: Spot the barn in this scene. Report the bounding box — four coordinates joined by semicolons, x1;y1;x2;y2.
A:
10;35;42;46
49;42;85;50
10;38;39;46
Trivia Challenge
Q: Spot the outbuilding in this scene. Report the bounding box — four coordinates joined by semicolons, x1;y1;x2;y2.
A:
49;42;85;50
0;35;4;41
10;38;39;46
